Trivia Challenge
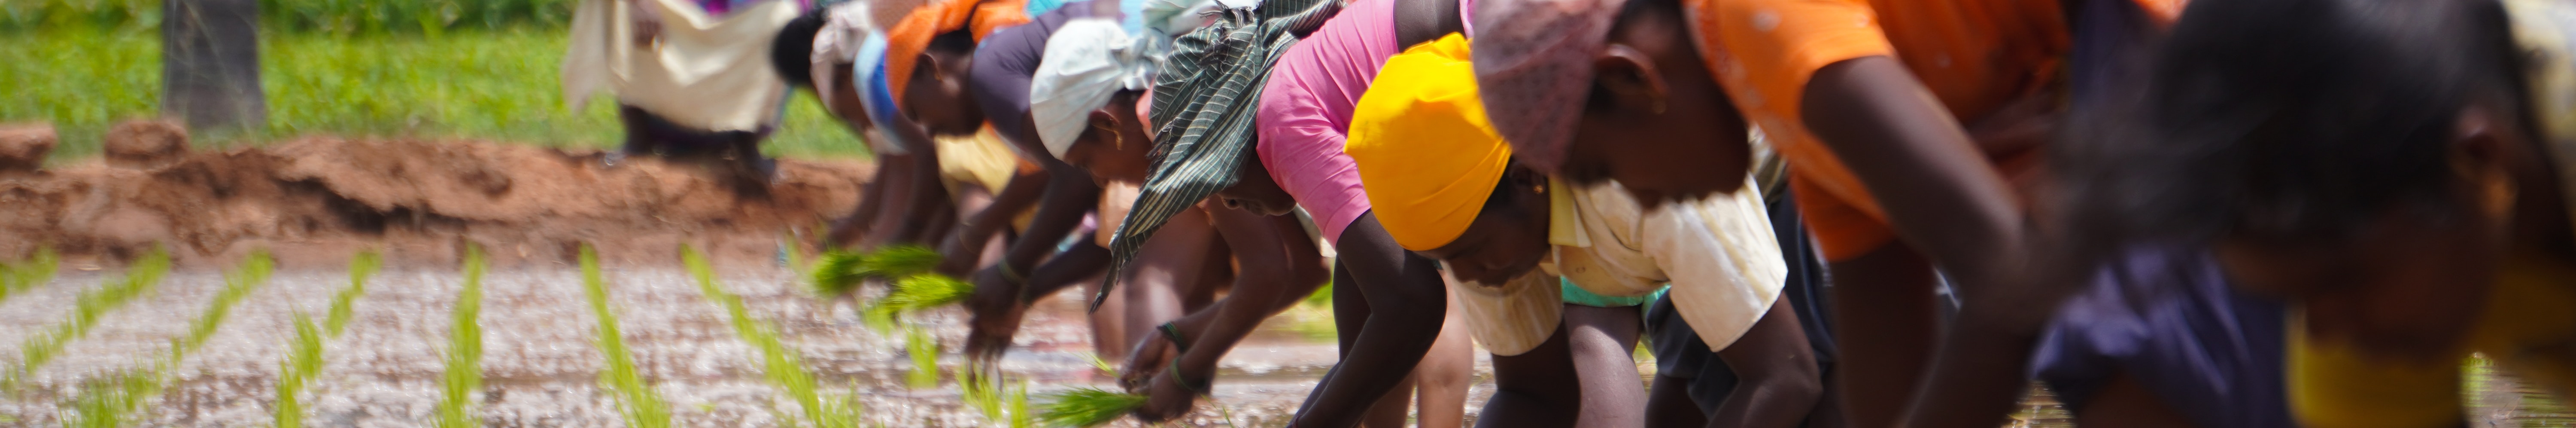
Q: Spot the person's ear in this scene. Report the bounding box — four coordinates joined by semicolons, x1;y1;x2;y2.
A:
2451;106;2518;219
1593;44;1671;115
1086;110;1123;150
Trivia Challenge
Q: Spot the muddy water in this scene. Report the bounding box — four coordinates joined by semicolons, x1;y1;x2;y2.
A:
0;266;2562;427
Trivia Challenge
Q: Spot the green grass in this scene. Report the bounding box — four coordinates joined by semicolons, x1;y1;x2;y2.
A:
582;244;675;428
1034;387;1146;428
9;247;170;388
3;0;578;34
325;250;381;337
435;245;487;428
0;28;866;164
681;245;864;428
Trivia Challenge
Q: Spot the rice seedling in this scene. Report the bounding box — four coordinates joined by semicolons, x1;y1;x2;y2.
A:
0;247;60;303
904;326;940;389
168;251;274;367
273;310;323;428
55;251;272;426
434;245;487;428
960;368;1037;427
326;250;381;336
1009;380;1033;428
1034;387;1148;428
681;245;864;428
9;246;168;388
58;368;157;428
580;244;674;428
276;250;376;426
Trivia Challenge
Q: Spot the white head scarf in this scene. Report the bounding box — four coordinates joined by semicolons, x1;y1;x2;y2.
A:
806;3;878;113
1028;18;1154;159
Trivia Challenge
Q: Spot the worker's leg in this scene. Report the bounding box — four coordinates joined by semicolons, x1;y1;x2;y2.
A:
1413;292;1476;428
1566;303;1646;428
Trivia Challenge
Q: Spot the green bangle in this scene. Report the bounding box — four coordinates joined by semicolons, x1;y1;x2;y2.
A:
1158;322;1192;354
997;262;1027;284
1167;359;1210;396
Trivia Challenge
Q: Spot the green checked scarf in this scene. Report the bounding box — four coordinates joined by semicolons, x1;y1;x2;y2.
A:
1091;0;1341;310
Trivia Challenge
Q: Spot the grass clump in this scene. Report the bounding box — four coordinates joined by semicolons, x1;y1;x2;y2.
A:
1035;387;1148;428
863;274;973;330
10;246;169;387
682;245;864;428
581;244;674;428
434;245;487;428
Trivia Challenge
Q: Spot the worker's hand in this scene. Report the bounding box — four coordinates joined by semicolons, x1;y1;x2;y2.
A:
962;266;1027;362
1117;330;1178;390
1129;369;1200;424
629;0;665;47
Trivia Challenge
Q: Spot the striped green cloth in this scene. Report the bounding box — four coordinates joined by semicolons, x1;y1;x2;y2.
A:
1091;0;1341;310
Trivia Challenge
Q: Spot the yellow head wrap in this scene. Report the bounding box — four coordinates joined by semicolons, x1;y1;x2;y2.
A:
1347;34;1513;251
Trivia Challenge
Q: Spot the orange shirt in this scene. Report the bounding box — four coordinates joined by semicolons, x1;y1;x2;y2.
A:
1681;0;2072;260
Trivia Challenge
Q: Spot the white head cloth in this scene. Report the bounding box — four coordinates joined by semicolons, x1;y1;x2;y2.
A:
1029;18;1154;159
806;3;878;116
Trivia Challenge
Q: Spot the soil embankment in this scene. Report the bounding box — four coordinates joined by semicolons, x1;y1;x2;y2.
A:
0;121;869;270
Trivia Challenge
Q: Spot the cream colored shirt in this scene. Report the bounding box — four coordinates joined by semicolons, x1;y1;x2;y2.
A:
1541;177;1787;351
563;0;799;131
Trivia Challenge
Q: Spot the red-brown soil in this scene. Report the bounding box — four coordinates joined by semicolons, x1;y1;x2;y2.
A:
0;129;870;270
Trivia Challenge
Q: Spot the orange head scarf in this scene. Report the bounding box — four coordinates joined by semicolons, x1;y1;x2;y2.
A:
886;0;1030;109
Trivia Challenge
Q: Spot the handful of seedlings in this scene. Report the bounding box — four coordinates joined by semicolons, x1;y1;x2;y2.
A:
1035;388;1150;428
808;246;975;329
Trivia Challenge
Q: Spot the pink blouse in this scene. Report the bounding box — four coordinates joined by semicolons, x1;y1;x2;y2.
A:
1255;0;1400;246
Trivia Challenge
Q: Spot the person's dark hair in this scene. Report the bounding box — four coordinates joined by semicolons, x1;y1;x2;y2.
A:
929;28;978;56
2050;0;2528;260
771;9;830;89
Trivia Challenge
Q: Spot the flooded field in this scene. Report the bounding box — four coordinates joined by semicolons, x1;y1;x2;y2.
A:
0;262;2562;427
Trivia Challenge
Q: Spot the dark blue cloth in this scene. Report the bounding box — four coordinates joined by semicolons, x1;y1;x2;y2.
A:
968;1;1100;152
2030;248;2292;428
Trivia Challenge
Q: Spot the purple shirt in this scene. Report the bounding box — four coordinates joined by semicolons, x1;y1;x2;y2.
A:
1255;0;1400;245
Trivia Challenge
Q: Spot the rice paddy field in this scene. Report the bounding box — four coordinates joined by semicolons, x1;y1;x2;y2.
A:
4;1;2574;427
0;248;1382;427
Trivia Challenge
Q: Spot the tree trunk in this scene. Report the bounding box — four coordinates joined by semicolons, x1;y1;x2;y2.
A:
161;0;265;131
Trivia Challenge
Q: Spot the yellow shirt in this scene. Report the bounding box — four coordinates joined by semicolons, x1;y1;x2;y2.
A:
2289;256;2576;428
